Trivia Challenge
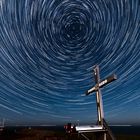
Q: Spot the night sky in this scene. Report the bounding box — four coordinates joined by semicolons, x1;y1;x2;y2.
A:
0;0;140;126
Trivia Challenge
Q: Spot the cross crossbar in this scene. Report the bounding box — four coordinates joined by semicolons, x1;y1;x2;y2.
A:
86;74;117;95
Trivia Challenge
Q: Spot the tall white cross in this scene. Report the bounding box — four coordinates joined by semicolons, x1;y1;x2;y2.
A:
85;65;117;126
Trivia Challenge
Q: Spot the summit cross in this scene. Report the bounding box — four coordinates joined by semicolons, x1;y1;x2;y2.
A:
85;65;117;126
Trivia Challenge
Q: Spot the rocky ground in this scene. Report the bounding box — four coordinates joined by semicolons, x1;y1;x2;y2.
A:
0;128;140;140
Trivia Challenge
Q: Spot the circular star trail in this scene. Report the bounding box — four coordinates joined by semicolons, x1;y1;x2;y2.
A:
0;0;140;125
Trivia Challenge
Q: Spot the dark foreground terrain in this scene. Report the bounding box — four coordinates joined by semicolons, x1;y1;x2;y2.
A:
0;126;140;140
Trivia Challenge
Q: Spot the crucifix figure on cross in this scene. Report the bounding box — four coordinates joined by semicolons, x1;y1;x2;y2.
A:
85;65;117;126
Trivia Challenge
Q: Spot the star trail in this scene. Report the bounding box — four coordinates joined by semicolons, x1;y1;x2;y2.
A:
0;0;140;125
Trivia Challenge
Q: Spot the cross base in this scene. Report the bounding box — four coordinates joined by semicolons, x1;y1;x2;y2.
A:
76;119;116;140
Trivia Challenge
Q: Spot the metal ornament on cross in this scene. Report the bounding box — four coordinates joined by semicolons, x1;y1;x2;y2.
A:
85;65;117;126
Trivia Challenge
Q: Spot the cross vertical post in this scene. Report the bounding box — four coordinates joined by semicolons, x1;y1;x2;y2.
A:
94;66;104;125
